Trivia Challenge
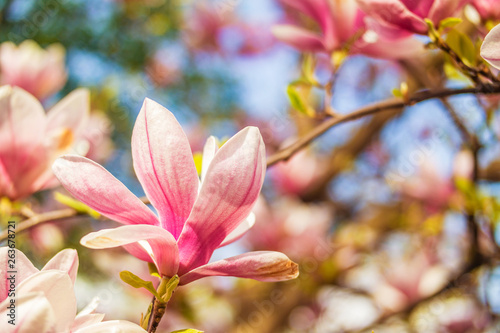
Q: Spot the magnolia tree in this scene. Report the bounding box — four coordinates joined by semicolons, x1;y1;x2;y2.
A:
1;0;500;332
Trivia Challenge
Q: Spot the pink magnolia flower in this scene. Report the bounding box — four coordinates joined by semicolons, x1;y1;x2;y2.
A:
246;197;333;261
146;48;182;88
78;112;114;163
0;40;67;100
374;251;450;311
183;2;232;53
53;98;299;285
0;86;89;200
481;23;500;70
271;149;323;196
399;158;455;213
0;248;146;332
473;0;500;20
272;0;424;59
356;0;470;35
183;2;272;56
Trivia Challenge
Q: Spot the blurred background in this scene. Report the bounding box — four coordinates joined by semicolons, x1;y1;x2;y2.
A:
2;0;500;332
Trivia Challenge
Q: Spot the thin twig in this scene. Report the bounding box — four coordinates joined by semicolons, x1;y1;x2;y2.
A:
0;196;151;242
267;84;499;167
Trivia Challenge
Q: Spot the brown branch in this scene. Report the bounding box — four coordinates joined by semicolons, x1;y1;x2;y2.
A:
0;196;151;242
348;259;487;333
400;59;479;147
267;84;499;167
0;208;80;241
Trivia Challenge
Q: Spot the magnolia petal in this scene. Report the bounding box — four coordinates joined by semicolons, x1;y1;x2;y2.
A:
272;25;326;52
81;225;179;277
218;213;256;248
355;20;425;59
177;127;266;274
132;98;199;239
481;24;500;70
356;0;428;34
123;243;155;264
42;248;79;285
0;247;38;301
0;86;46;155
280;0;333;32
53;155;158;226
180;251;299;285
76;297;100;317
428;0;468;25
46;88;89;139
74;320;147;333
17;271;76;333
201;136;218;182
0;292;55;333
72;314;106;331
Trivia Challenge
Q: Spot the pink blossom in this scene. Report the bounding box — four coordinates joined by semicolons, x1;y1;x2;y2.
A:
481;23;500;70
183;2;272;56
0;86;89;200
0;40;67;100
473;0;500;20
183;2;233;53
246;197;333;261
356;0;470;35
394;156;455;212
53;98;299;285
78;112;114;163
272;0;424;59
375;251;450;310
0;248;146;332
271;149;323;196
146;49;182;88
453;150;474;180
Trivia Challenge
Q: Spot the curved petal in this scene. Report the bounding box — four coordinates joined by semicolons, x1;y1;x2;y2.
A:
0;292;55;333
272;25;326;52
76;297;100;317
0;86;48;199
42;248;79;285
17;271;76;332
201;136;218;182
80;225;179;277
428;0;468;24
180;251;299;285
72;314;105;331
481;24;500;70
0;86;46;156
0;247;38;301
53;155;158;226
132;98;199;238
177;127;266;274
356;0;428;34
46;88;89;138
218;213;255;248
74;320;147;333
355;20;425;59
280;0;334;34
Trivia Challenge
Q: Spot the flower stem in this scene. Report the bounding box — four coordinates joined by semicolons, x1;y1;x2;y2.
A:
145;275;179;333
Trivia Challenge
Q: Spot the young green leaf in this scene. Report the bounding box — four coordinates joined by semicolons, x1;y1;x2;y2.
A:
120;270;159;297
286;84;315;117
439;17;462;30
170;329;204;333
446;29;477;67
302;54;318;85
148;262;161;278
54;192;100;219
